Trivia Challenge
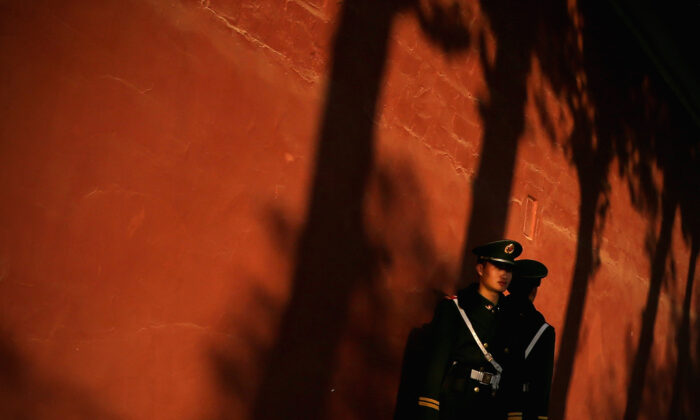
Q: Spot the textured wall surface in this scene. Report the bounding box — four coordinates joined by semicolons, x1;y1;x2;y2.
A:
0;1;698;419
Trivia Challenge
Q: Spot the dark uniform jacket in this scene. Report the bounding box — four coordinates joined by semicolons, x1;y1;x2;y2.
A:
506;296;555;420
417;284;523;420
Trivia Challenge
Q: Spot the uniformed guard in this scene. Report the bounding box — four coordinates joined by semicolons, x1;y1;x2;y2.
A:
417;240;525;420
505;259;555;420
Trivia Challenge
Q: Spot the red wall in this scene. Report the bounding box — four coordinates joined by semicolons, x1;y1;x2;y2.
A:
1;1;698;419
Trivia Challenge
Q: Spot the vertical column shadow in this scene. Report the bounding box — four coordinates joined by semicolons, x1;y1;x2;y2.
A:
250;2;396;419
668;240;698;419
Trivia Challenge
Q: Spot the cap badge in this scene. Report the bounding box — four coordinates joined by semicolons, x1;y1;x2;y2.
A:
504;243;515;254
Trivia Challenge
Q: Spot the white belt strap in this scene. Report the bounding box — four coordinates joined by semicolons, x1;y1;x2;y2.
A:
470;369;501;388
525;323;550;359
452;299;502;374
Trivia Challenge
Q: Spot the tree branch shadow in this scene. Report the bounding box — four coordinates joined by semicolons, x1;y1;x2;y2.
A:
668;240;698;419
210;2;700;419
470;2;700;419
241;2;475;419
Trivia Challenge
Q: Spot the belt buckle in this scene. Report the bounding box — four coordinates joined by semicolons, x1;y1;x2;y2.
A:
481;372;493;385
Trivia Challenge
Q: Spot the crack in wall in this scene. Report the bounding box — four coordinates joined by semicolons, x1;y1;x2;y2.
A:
541;217;577;240
285;0;329;22
396;123;475;180
199;0;319;84
100;75;153;95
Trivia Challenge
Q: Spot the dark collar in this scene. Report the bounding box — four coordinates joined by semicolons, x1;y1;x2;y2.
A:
458;283;502;311
505;294;535;311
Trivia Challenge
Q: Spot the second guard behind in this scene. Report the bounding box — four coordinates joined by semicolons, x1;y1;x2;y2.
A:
506;259;555;420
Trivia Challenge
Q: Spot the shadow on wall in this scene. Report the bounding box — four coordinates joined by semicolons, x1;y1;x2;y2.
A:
667;242;699;419
525;2;700;418
478;1;700;418
428;0;700;418
0;333;120;419
623;241;700;420
456;0;558;283
338;161;456;420
210;0;699;419
213;1;476;419
247;2;410;419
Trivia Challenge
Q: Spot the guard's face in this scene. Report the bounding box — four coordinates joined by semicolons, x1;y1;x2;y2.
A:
477;260;513;293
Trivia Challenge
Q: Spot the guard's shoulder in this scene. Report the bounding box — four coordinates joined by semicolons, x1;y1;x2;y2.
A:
523;312;545;329
534;310;546;322
432;296;459;320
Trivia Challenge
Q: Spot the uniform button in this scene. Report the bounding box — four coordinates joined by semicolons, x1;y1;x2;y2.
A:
473;386;480;393
483;342;488;349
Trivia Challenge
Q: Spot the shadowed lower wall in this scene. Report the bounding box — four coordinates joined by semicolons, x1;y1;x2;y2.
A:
0;1;698;419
